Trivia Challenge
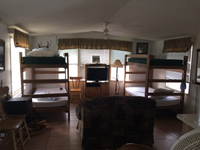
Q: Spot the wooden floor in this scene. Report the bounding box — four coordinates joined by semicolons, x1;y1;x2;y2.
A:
17;100;183;150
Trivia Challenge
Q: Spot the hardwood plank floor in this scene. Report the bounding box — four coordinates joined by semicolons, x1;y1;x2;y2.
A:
22;101;183;150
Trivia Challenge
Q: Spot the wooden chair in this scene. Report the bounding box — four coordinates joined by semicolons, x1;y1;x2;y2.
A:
0;86;30;150
70;77;83;102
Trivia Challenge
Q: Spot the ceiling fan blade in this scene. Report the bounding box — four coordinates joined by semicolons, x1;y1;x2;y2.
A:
109;31;120;36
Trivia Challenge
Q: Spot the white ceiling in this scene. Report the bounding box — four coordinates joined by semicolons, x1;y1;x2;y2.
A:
1;0;200;41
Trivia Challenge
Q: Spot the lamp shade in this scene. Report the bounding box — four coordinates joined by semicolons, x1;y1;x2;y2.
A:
112;60;123;68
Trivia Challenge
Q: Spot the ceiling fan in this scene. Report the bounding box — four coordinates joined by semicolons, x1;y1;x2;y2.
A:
90;22;120;39
103;22;120;39
103;22;109;39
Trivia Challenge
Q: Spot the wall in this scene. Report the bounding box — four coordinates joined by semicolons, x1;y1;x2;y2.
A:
30;33;153;96
0;23;11;89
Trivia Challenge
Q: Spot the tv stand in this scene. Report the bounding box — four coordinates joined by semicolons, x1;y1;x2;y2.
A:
85;64;110;98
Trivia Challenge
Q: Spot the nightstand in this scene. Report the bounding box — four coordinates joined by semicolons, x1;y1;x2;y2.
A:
6;97;32;115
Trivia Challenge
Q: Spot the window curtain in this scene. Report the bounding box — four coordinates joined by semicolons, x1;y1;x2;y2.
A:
58;38;132;52
163;37;191;53
14;29;30;49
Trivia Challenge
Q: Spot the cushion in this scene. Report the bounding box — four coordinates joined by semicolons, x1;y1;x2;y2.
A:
27;50;57;57
151;88;174;99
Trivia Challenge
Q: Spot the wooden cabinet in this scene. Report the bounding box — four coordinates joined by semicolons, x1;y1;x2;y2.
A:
85;87;101;97
101;83;109;96
85;64;110;98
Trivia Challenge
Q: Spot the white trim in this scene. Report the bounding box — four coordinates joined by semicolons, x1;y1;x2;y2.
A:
8;25;29;34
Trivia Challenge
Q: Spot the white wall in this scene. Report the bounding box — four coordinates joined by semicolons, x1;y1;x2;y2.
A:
0;23;11;89
30;33;153;95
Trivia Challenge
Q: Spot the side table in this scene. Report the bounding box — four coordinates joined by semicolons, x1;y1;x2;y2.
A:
6;97;33;122
177;114;200;134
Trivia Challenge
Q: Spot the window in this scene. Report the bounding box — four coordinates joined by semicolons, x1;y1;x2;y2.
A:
58;49;129;81
58;49;78;78
80;49;110;78
111;50;131;81
165;46;193;94
10;38;25;96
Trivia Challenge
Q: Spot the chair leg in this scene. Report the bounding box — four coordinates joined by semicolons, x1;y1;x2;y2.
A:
18;128;25;150
12;130;17;150
70;93;73;103
23;119;31;143
79;93;82;103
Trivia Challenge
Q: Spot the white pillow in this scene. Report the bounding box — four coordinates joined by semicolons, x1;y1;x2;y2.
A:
27;50;57;57
151;88;174;99
32;48;48;51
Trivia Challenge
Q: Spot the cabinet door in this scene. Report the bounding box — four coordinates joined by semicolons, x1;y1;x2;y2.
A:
85;87;94;97
85;87;101;97
94;87;101;96
102;83;109;96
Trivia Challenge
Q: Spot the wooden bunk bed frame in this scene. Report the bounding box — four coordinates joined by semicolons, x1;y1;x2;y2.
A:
19;52;70;120
123;54;188;112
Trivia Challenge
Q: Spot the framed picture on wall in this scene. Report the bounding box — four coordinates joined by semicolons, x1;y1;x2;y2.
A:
136;43;148;54
0;39;5;71
92;56;100;64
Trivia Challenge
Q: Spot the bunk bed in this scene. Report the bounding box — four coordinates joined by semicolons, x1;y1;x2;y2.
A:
123;54;188;112
19;52;70;120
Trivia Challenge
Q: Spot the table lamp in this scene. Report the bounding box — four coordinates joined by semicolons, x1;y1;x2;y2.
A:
112;60;123;95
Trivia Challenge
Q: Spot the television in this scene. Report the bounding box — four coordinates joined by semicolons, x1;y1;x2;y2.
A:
87;68;109;82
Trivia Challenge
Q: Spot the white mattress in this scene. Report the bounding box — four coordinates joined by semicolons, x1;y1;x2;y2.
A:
125;87;180;107
32;87;68;108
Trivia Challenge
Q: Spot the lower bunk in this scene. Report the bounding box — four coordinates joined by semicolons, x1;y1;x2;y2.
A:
125;87;183;111
31;87;70;120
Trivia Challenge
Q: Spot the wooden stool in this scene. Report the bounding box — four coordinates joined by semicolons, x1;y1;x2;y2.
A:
118;143;150;150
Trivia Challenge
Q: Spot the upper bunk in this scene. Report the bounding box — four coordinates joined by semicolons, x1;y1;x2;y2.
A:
19;52;69;69
125;54;188;72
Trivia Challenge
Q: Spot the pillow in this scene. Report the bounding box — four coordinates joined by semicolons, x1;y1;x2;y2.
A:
32;48;48;51
150;88;174;99
27;50;57;57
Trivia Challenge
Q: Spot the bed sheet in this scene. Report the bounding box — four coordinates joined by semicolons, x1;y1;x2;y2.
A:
125;87;180;107
32;87;68;108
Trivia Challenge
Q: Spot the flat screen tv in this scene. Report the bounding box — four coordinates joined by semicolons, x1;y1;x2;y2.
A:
87;68;109;82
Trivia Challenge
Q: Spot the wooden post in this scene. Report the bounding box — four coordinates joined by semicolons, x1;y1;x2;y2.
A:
145;55;150;98
19;52;24;97
123;55;127;96
64;53;70;121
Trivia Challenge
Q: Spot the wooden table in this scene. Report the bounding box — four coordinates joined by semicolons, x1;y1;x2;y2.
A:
177;114;200;134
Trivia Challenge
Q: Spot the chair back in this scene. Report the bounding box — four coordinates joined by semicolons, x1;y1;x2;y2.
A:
0;86;9;120
70;77;82;89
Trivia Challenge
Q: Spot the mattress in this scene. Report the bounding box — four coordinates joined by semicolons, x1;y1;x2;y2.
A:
22;56;65;64
125;87;180;107
32;87;68;108
128;58;183;66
